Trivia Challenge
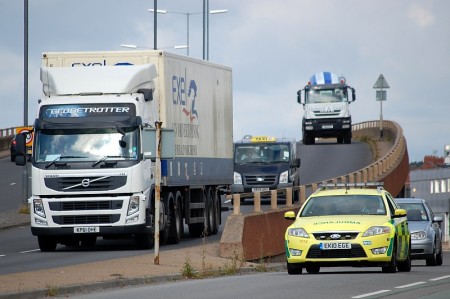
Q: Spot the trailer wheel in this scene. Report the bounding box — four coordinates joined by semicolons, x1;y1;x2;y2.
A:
206;187;215;235
38;236;57;252
211;187;220;235
167;191;183;244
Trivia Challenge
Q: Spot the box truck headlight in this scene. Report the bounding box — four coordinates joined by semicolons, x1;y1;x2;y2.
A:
279;171;289;184
233;172;242;185
127;196;140;216
33;199;46;218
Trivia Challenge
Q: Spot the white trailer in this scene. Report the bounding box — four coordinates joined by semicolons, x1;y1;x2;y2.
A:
16;50;233;251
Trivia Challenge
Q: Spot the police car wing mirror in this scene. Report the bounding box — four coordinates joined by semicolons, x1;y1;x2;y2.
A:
393;208;407;218
284;211;296;220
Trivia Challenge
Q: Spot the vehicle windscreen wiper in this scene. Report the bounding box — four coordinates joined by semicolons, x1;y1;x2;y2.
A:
92;155;133;167
45;155;87;169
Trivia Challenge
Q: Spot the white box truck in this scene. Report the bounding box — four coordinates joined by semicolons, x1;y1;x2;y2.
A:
15;50;233;251
297;72;356;145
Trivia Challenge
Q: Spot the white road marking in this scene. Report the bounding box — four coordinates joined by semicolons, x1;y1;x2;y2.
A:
351;290;391;298
10;182;16;186
395;281;427;289
19;249;40;254
430;275;450;281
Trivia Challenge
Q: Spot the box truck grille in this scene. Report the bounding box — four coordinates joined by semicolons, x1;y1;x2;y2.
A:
306;244;366;258
52;214;120;225
45;176;127;192
244;175;277;186
49;201;123;211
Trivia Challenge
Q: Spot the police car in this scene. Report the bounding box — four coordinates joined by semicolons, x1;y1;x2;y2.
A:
284;183;411;274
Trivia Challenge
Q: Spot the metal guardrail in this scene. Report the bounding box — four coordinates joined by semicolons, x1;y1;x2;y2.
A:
0;127;15;138
230;120;406;214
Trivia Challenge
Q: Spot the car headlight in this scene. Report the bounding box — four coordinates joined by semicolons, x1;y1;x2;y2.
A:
362;226;390;237
288;227;309;238
411;231;427;240
233;172;242;185
279;170;289;184
127;196;140;216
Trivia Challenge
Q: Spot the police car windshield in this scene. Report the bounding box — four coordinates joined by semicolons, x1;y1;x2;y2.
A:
301;195;386;217
306;88;347;104
234;143;290;164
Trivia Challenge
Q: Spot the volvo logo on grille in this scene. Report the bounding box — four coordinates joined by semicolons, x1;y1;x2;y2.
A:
330;233;341;240
81;178;90;187
256;177;264;182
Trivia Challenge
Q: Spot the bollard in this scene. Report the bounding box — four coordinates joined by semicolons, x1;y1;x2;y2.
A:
233;194;241;215
271;190;277;210
254;192;261;212
286;187;293;207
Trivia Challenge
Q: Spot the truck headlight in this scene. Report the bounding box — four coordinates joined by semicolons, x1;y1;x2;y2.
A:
233;172;242;184
127;196;140;216
279;170;289;183
33;199;46;218
362;226;390;237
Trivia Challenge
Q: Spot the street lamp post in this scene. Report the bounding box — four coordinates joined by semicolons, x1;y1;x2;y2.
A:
373;74;390;141
148;7;227;59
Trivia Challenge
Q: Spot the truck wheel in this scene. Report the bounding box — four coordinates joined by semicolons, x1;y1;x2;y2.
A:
167;191;183;244
206;187;215;235
38;236;57;252
135;232;154;249
211;187;220;235
344;134;352;144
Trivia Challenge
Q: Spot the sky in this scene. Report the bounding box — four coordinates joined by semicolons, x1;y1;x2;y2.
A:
1;0;449;162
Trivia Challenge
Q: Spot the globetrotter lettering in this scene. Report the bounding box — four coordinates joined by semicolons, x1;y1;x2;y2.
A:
45;107;130;118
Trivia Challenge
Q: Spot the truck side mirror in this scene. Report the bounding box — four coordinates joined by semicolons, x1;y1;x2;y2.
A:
351;88;356;102
297;90;302;104
291;158;301;168
14;133;28;166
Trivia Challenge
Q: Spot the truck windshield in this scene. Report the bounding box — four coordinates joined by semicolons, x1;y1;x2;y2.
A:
306;88;347;104
234;143;290;163
34;127;139;163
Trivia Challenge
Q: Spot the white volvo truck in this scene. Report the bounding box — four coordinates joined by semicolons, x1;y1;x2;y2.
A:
15;50;233;251
297;72;356;145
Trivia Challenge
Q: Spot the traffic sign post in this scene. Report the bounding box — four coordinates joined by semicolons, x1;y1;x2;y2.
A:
373;74;390;141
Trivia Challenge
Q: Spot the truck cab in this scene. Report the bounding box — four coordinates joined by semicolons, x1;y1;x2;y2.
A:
231;135;300;200
297;72;356;145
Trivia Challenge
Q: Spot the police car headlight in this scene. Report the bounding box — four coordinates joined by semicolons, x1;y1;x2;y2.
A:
233;172;242;185
363;226;390;237
411;231;427;240
279;171;289;183
288;227;309;238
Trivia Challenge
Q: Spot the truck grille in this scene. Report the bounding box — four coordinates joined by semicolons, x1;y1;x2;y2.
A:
49;200;123;211
45;176;127;192
306;244;366;258
52;214;120;225
244;175;277;186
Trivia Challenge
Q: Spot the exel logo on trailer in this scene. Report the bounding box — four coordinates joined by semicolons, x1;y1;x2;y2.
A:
172;69;198;121
71;60;133;67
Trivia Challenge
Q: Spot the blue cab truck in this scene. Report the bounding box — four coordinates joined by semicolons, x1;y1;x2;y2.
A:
230;135;300;201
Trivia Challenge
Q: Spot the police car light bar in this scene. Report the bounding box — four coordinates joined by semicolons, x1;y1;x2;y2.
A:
317;182;384;191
